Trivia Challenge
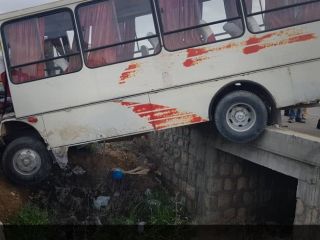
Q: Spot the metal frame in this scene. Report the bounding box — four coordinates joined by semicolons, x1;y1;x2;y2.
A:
1;7;83;85
154;0;246;52
74;0;162;69
242;0;320;34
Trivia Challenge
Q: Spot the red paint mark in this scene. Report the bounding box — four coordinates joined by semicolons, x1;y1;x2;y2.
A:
27;116;38;123
187;48;209;58
243;33;316;55
288;33;316;43
245;33;274;45
119;63;140;85
120;101;208;130
243;45;266;54
183;43;238;68
183;56;208;67
183;30;317;66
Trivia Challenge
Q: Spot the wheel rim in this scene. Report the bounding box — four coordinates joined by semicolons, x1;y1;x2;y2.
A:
226;103;257;133
13;149;41;176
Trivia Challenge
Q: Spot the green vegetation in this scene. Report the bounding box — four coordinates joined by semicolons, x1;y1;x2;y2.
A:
110;188;189;225
9;204;50;225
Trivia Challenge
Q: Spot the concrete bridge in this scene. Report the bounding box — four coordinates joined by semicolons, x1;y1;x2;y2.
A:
146;123;320;225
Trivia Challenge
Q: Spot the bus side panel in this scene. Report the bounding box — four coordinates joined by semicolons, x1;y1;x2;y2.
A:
148;66;294;131
289;60;320;103
42;95;154;148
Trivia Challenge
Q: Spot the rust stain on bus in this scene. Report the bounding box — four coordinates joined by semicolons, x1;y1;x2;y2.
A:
183;29;316;67
243;33;316;54
119;101;207;130
119;63;140;85
183;43;238;67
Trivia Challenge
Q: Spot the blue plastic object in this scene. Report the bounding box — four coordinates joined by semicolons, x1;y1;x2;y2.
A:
112;168;124;180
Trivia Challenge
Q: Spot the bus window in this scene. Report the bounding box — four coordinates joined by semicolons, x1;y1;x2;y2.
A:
157;0;244;51
2;10;82;84
244;0;320;33
76;0;160;69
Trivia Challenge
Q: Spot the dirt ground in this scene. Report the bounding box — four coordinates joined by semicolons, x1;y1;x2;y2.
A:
0;173;28;223
0;138;170;225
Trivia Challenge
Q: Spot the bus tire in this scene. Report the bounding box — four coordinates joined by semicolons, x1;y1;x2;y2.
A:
214;90;267;143
2;136;52;185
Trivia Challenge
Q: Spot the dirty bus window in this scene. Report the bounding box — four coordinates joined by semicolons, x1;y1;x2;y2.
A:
157;0;244;51
76;0;160;69
244;0;320;33
2;10;82;84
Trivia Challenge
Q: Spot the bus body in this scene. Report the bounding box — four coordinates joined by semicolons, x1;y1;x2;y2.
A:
0;0;319;184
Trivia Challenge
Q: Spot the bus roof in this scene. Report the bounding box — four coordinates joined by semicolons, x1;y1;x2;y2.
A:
0;0;86;22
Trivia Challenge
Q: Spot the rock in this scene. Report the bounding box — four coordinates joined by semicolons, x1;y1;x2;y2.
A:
93;196;110;210
145;188;152;197
72;166;86;175
138;222;146;233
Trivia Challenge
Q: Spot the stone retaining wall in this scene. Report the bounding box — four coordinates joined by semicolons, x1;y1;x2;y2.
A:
146;123;297;224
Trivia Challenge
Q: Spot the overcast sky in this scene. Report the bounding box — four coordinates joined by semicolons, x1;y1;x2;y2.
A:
0;0;58;14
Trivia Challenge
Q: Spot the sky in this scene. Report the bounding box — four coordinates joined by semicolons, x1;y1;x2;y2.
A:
0;0;58;14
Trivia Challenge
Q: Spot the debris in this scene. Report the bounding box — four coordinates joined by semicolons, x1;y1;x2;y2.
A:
72;166;86;176
125;166;150;175
112;166;150;181
112;168;124;180
138;222;146;233
93;196;110;210
145;188;152;197
52;146;69;169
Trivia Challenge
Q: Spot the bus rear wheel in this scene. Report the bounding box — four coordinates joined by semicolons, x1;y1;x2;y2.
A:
214;90;268;143
2;136;52;185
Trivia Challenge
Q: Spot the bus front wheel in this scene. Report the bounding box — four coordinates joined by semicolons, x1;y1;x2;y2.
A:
2;136;52;185
214;90;268;143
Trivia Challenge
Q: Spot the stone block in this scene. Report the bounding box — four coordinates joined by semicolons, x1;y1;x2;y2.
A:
174;162;181;175
206;178;223;194
173;148;181;159
295;198;304;216
233;163;243;176
224;178;234;191
224;208;236;220
204;194;218;210
186;184;196;200
218;193;232;209
237;177;248;191
237;208;247;220
249;176;258;189
181;151;189;165
220;163;232;176
243;192;254;206
233;193;242;206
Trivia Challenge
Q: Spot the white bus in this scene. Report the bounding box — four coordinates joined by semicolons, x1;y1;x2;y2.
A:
0;0;319;184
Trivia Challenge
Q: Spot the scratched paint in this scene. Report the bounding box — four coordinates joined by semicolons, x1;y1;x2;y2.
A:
243;33;316;54
183;29;317;67
119;101;207;130
119;63;140;85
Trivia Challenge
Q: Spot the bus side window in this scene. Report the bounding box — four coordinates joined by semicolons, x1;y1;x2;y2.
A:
157;0;244;51
2;10;82;84
244;0;320;33
76;0;160;69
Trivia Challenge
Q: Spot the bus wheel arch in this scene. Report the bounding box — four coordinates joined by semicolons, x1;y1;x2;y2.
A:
1;121;52;185
209;81;277;143
1;120;45;144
